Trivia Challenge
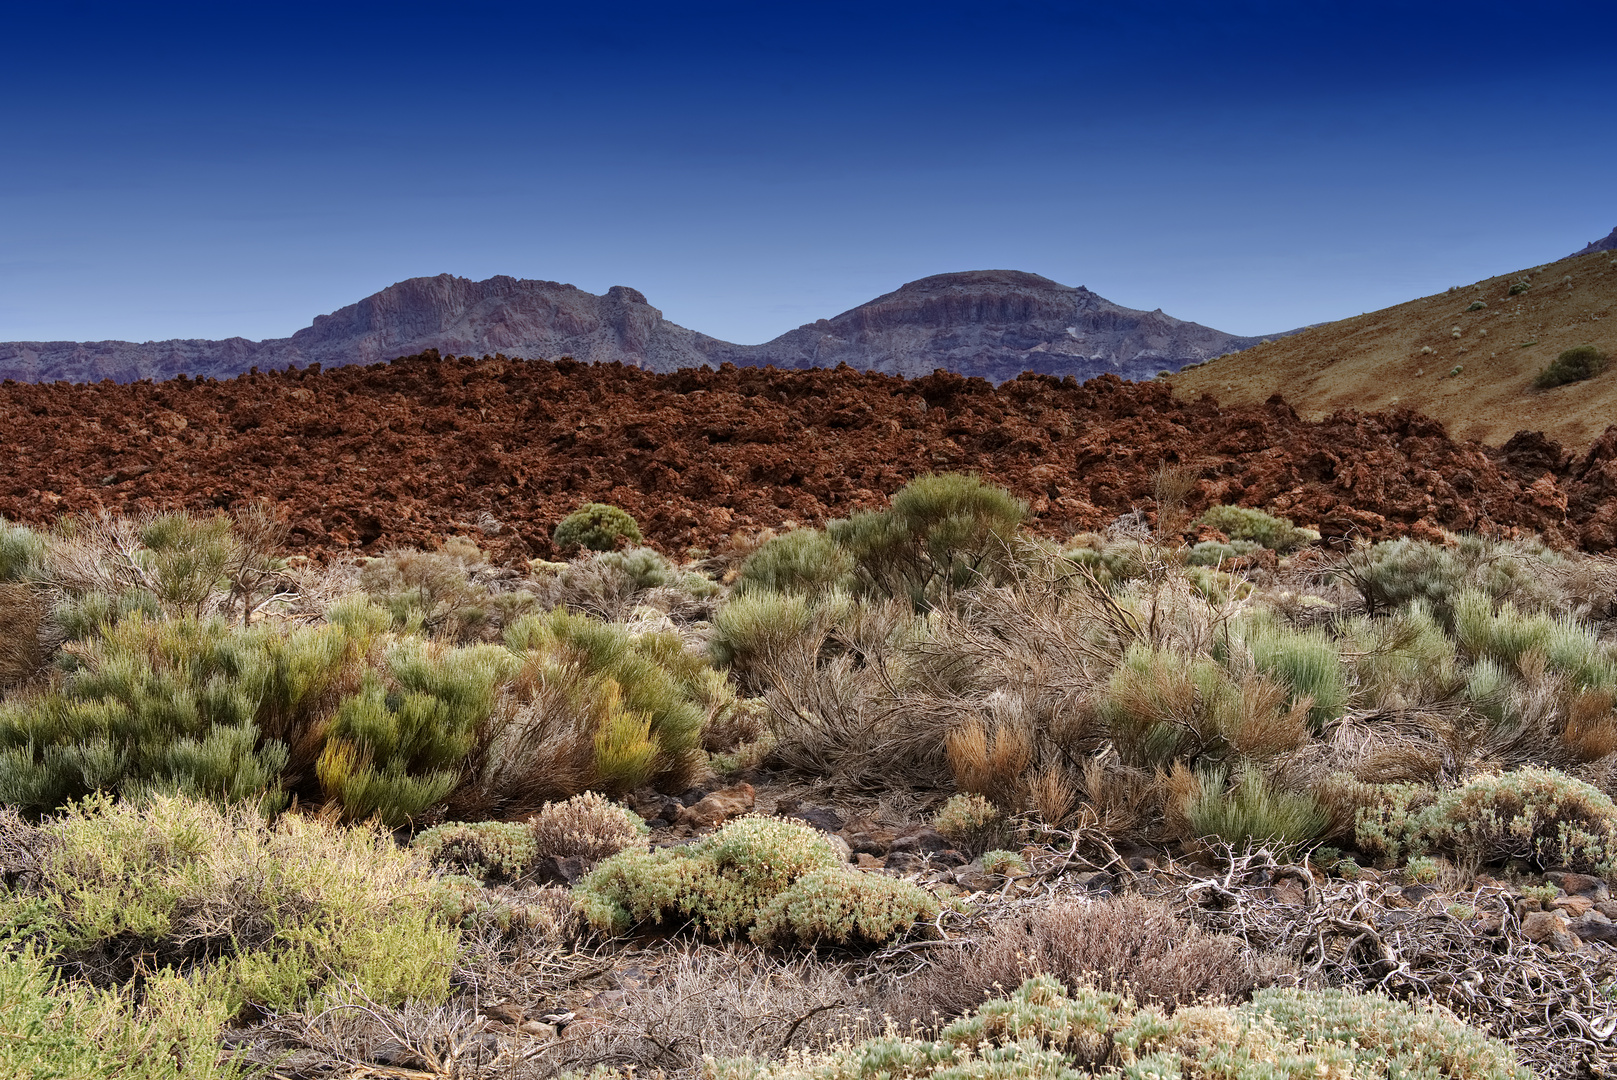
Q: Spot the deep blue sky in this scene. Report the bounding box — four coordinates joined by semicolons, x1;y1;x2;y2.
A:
4;1;1614;345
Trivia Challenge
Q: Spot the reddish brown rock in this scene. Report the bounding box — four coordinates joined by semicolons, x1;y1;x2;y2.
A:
0;353;1605;559
675;782;756;829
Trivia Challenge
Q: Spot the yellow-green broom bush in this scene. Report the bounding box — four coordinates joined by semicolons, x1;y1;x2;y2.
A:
1195;504;1319;552
733;528;855;597
3;794;457;1029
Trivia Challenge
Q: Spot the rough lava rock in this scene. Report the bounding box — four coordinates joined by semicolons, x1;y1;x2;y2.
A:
1572;226;1617;257
0;352;1608;559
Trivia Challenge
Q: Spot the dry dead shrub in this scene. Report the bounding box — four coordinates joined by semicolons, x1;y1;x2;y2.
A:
892;896;1267;1030
1153;462;1201;540
1226;675;1311;759
1027;765;1081;828
1081;755;1164;839
460;659;599;815
528;792;646;864
542;948;884;1078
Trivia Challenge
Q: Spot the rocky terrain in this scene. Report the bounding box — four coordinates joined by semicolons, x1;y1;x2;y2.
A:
2;351;1614;559
0;271;1271;386
1574;226;1617;256
1174;247;1617;449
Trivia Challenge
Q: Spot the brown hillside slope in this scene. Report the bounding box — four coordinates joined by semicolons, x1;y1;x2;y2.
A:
1173;249;1617;450
0;353;1610;559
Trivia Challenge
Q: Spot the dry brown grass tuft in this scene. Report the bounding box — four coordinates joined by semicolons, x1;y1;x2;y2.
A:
1561;689;1617;762
945;704;1034;806
0;583;46;688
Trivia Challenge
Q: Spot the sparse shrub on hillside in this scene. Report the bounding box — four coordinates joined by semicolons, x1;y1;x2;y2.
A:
733;528;854;596
1186;539;1262;566
1468;300;1488;311
1535;345;1609;389
532;546;719;623
9;793;455;1025
1356;767;1617;876
1509;280;1531;295
552;502;643;554
1194;505;1318;552
1336;535;1565;623
359;537;532;640
828;473;1026;610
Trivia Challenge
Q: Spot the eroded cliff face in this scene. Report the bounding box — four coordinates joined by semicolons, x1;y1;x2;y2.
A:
0;271;1269;385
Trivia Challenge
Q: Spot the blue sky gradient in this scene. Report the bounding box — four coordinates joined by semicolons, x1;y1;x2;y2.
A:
4;1;1614;345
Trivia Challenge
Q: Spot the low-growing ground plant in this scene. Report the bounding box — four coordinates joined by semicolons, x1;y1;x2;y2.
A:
528;790;648;863
932;792;1007;855
716;975;1528;1080
412;819;538;881
1356;766;1617;876
574;815;936;946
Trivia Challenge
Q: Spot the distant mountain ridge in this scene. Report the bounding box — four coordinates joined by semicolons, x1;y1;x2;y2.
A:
0;271;1274;385
1573;226;1617;257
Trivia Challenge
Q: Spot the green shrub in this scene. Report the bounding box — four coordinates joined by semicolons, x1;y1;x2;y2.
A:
574;815;933;948
1195;505;1319;552
504;609;705;792
1451;589;1617;691
1185;539;1262;566
933;793;1006;855
751;868;939;947
358;539;509;638
734;528;854;596
1099;644;1244;768
0;941;243;1080
1509;280;1531;296
1339;535;1564;623
1237;617;1347;728
0;519;46;582
412;819;538;881
591;546;676;590
1357;767;1617;876
828;473;1027;610
1534;346;1608;389
553;503;643;554
317;641;514;825
1467;300;1488;311
9;794;456;1025
710;976;1528;1080
1181;766;1330;846
710;590;825;677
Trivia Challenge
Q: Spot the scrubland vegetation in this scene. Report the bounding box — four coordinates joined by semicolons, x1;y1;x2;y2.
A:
3;479;1617;1078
